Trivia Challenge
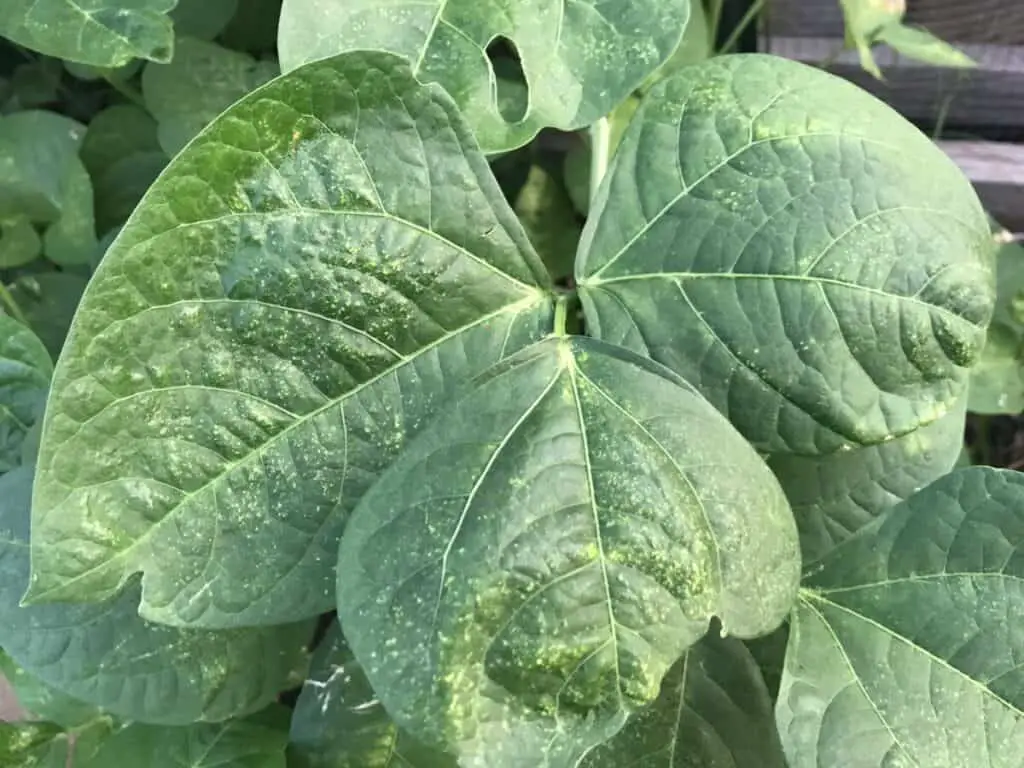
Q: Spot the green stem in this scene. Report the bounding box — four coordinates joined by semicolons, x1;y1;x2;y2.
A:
708;0;725;47
554;292;569;337
589;117;611;204
718;0;766;54
0;283;28;325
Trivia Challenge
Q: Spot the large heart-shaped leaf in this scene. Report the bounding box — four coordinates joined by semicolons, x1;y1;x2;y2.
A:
777;466;1024;766
0;1;175;68
337;336;799;767
579;630;787;767
769;394;966;564
27;51;555;628
0;466;313;725
0;315;52;473
576;54;994;456
289;621;457;767
276;0;689;153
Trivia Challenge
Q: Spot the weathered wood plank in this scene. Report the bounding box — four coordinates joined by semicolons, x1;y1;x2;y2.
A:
763;36;1024;129
766;0;1024;44
938;140;1024;232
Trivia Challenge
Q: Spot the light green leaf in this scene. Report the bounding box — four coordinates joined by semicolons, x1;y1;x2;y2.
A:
170;0;239;41
0;217;41;268
7;272;88;360
0;0;175;68
0;721;73;768
769;394;966;564
875;23;975;70
289;621;457;768
142;37;278;156
576;54;994;456
0;111;85;223
0;652;102;729
337;336;799;767
0;315;52;473
41;159;98;266
29;51;555;629
276;0;690;153
514;165;581;283
77;719;286;768
579;630;786;767
0;466;314;725
778;466;1024;767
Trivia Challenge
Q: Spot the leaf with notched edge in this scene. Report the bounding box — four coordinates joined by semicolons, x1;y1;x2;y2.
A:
337;336;799;767
28;51;555;629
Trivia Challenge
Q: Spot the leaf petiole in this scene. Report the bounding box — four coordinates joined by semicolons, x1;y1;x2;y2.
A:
588;116;611;203
0;282;28;326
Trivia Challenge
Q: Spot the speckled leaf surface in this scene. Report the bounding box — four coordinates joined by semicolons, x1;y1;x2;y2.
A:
576;54;994;456
769;394;966;564
27;51;555;628
0;466;313;725
0;0;176;68
276;0;689;153
337;336;799;767
778;466;1024;767
579;631;786;767
289;621;457;768
0;316;52;473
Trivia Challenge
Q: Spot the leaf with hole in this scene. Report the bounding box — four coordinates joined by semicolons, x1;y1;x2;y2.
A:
337;336;799;767
576;54;994;455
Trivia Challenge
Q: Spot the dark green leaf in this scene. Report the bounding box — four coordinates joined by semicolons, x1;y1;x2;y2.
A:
514;166;581;283
744;623;788;702
337;336;799;767
0;111;84;223
778;466;1024;767
769;395;966;564
0;315;51;473
29;51;555;629
277;0;690;153
0;466;314;725
576;55;994;455
0;0;175;68
141;37;278;156
221;0;282;53
170;0;239;41
580;631;786;767
0;217;41;268
0;652;101;728
78;719;286;768
3;58;63;112
0;721;71;768
7;272;87;360
289;621;457;768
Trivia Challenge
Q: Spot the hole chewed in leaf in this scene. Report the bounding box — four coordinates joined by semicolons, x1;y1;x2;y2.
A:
487;36;529;125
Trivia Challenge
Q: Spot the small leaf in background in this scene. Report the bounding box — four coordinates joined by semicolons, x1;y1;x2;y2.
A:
0;216;41;268
170;0;240;41
289;621;457;768
277;0;690;153
0;466;315;725
142;37;278;156
513;165;581;283
839;0;974;78
639;0;712;91
744;623;789;701
40;159;97;266
338;336;799;766
968;228;1024;414
0;653;102;729
778;466;1024;767
0;314;52;473
1;57;62;113
6;272;87;360
0;110;84;222
580;631;787;767
0;0;175;68
77;719;288;768
769;395;966;564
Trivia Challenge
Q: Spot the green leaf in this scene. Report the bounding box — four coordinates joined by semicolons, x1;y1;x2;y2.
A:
337;335;799;766
29;51;555;629
289;621;457;768
2;58;63;112
0;653;101;729
778;466;1024;767
0;217;41;268
77;719;287;768
0;111;85;223
0;465;314;725
576;54;994;456
142;37;278;156
0;315;52;473
170;0;239;41
7;272;88;360
41;159;98;267
875;23;976;70
769;394;966;564
0;0;175;68
563;97;640;218
514;166;581;283
276;0;690;153
579;630;787;767
638;0;712;92
0;721;72;768
221;0;282;53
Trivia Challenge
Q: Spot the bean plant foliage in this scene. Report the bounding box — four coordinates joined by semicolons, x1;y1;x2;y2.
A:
0;0;1018;766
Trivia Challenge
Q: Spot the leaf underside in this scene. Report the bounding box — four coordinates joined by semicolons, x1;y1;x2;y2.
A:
777;466;1024;767
337;335;799;767
576;54;994;456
